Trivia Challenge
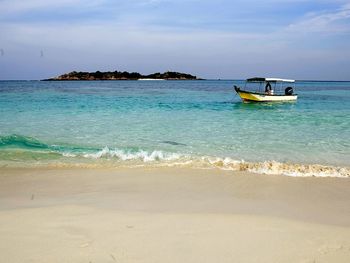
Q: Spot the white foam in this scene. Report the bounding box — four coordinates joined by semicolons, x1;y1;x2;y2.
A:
62;152;77;157
58;147;350;178
205;157;350;178
83;146;182;162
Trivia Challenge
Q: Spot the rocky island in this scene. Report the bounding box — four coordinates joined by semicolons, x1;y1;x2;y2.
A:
43;71;199;81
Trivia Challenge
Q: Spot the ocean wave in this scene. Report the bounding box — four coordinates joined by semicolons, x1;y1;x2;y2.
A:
0;134;49;149
0;134;349;178
82;146;182;162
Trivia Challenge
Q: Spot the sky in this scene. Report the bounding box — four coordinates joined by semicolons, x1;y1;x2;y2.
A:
0;0;350;80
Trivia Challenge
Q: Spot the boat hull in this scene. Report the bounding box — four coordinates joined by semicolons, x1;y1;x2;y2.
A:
235;88;297;102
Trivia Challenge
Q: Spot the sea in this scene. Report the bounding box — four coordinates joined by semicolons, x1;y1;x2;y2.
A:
0;80;349;177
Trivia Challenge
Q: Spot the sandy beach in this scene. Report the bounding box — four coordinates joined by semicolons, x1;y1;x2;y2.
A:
0;167;349;263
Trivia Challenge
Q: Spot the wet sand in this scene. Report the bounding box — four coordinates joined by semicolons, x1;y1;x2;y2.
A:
0;167;350;262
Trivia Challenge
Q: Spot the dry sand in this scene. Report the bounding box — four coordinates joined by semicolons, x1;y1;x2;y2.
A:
0;167;349;263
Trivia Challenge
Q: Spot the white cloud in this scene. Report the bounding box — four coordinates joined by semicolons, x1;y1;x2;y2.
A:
287;3;350;34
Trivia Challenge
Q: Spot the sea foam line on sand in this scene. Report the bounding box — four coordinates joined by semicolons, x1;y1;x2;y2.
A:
80;147;350;178
204;157;350;178
2;154;349;179
1;143;349;178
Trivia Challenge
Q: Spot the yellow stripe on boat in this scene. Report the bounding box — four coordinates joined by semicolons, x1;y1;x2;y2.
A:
237;90;297;102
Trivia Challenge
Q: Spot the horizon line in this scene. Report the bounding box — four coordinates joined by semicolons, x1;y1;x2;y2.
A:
1;79;350;82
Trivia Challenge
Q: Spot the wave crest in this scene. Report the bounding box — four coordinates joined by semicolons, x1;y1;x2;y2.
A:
83;146;182;162
0;134;49;149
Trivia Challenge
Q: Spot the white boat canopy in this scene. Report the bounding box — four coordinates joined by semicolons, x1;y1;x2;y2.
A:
247;77;295;83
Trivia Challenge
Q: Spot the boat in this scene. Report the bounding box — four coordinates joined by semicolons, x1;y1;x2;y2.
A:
234;77;297;102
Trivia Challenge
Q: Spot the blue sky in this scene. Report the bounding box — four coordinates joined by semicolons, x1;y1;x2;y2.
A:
0;0;350;80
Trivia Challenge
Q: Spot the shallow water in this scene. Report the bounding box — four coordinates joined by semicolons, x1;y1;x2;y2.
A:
0;80;349;177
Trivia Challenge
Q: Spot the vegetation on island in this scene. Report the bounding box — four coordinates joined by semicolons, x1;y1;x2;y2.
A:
43;71;199;81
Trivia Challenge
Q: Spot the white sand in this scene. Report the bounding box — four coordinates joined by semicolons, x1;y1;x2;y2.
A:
0;167;350;263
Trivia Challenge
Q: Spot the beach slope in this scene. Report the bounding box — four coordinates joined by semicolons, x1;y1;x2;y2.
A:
0;167;350;263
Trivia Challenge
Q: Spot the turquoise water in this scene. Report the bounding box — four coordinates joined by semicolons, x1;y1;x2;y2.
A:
0;80;349;177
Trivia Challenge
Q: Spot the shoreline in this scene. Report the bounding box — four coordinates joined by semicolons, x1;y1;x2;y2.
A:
1;134;349;178
1;157;349;178
1;167;350;262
